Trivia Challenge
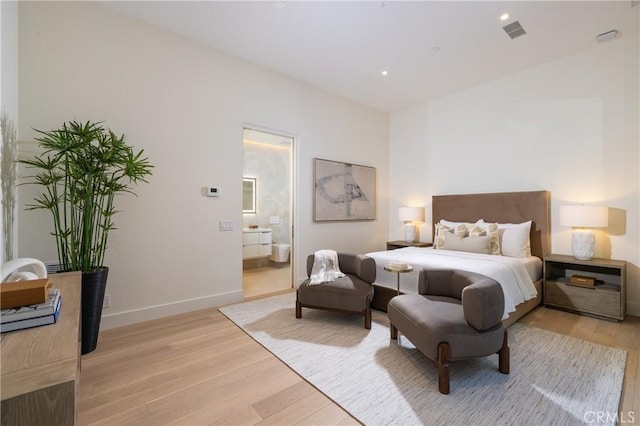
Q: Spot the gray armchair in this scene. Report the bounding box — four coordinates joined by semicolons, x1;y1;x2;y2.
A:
387;268;509;394
296;253;376;329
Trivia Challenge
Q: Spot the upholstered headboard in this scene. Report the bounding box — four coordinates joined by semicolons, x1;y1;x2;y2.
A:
432;190;551;260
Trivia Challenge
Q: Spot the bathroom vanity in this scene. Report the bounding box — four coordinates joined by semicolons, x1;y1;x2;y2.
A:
242;228;272;259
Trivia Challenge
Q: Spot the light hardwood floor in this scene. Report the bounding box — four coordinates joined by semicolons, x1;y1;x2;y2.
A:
243;265;292;299
79;299;639;425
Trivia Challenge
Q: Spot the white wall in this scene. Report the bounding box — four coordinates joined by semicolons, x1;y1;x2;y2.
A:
389;34;640;315
18;2;389;328
1;0;19;263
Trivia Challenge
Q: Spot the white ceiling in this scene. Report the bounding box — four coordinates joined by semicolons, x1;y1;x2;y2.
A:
104;1;639;113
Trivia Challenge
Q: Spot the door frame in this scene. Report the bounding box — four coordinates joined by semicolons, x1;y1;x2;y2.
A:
242;123;297;291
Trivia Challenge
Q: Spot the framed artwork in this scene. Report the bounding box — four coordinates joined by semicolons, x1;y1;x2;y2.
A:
313;158;376;222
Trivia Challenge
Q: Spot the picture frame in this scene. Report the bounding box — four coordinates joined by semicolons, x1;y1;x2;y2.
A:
313;158;376;222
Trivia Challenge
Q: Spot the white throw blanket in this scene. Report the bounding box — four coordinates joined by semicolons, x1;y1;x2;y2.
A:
309;250;345;285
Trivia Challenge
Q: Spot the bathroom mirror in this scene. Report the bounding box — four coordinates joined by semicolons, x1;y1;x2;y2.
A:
243;177;256;213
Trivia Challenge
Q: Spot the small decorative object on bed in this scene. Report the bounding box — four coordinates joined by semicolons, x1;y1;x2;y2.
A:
559;204;608;260
313;158;375;221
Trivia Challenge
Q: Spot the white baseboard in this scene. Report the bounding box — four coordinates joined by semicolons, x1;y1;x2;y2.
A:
94;290;640;330
100;290;244;330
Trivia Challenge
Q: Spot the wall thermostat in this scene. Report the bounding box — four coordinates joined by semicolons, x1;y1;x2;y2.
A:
207;187;220;197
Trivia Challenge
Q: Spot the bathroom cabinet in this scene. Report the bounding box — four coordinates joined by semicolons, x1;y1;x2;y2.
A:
242;228;272;259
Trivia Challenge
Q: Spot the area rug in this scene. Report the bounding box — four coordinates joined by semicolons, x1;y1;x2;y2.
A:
219;293;626;426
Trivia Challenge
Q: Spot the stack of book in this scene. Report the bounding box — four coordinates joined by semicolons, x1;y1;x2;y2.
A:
0;288;62;333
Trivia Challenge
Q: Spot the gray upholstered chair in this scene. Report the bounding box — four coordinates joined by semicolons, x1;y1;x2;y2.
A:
296;253;376;329
387;269;509;394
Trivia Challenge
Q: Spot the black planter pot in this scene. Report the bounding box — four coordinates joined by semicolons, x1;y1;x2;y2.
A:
81;267;109;355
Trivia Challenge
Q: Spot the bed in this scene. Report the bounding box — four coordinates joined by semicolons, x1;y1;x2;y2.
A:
367;190;550;327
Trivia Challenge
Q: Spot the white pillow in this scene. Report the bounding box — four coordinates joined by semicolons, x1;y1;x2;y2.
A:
440;232;491;254
498;221;532;257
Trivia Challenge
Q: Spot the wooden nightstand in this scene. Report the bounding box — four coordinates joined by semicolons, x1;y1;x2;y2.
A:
543;254;626;321
386;241;432;250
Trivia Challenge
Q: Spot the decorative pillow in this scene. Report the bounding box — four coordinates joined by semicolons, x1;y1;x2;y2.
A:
435;219;484;248
434;223;467;249
473;222;500;255
467;225;487;237
440;232;491;254
499;220;532;257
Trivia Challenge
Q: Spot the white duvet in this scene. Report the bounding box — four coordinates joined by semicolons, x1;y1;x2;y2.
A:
366;247;540;319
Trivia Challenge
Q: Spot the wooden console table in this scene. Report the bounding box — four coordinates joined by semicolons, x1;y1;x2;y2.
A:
1;272;82;425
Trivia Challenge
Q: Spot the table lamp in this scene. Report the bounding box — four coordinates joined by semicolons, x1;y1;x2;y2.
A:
399;206;425;243
559;205;608;260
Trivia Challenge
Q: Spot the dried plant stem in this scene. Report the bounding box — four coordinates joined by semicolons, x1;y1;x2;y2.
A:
1;114;18;261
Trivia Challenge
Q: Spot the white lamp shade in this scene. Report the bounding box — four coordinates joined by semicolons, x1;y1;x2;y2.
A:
559;205;608;228
398;206;425;223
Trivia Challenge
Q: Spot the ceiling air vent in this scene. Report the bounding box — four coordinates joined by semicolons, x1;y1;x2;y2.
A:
503;21;526;39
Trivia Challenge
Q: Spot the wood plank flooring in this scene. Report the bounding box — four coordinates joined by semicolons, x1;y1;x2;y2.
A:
79;297;639;425
243;265;292;299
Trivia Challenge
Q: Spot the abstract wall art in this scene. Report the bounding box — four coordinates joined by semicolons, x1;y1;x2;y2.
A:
313;158;376;222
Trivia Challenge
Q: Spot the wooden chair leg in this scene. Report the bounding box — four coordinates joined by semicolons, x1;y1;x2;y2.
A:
438;342;450;394
364;305;372;329
498;329;510;374
390;323;398;339
295;299;302;319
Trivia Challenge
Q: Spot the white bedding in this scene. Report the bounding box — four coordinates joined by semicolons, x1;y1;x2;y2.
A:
365;247;541;319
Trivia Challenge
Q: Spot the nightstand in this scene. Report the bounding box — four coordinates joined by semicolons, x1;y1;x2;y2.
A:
543;254;626;321
386;241;432;250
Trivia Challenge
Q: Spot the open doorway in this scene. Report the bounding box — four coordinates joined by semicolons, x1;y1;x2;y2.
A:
242;126;294;298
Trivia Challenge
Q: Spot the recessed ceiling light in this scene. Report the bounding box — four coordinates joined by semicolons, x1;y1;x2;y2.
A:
381;70;389;76
500;13;510;21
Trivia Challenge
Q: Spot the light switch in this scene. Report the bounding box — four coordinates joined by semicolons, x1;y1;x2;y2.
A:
269;216;280;224
219;221;233;231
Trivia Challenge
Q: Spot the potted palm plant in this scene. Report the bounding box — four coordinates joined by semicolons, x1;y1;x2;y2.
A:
20;120;153;354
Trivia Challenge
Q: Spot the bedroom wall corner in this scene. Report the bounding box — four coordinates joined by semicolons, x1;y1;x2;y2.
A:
388;33;640;317
388;103;431;242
